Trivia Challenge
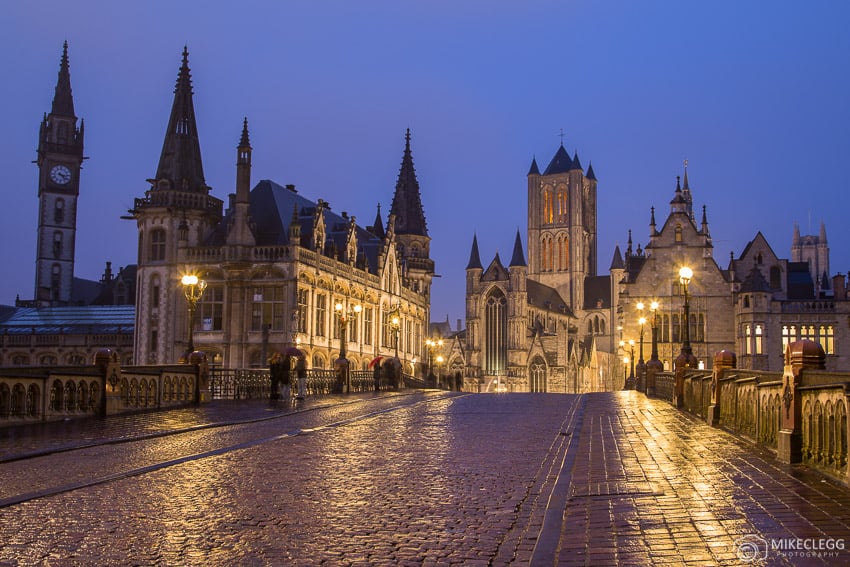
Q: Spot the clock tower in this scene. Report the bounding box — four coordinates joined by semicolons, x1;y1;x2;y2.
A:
35;42;85;305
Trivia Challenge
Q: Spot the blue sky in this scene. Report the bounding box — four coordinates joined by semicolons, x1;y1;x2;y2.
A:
2;2;849;325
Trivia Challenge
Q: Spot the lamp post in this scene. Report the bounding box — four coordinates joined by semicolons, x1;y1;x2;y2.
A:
334;301;361;393
436;355;444;388
425;337;443;387
181;274;207;360
645;300;663;397
622;355;629;385
674;266;698;406
636;302;647;391
390;307;400;358
628;339;635;383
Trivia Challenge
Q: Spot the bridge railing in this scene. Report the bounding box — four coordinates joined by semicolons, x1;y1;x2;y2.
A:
655;341;850;486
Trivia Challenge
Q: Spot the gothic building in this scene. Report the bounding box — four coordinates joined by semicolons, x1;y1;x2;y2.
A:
617;168;850;374
129;48;433;369
464;143;617;393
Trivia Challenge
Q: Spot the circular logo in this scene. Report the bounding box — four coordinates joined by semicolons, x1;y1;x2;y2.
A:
735;534;768;563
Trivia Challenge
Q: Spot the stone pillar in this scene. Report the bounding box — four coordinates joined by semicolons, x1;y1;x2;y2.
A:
673;350;698;408
645;359;663;398
95;348;122;416
777;340;825;464
707;350;736;427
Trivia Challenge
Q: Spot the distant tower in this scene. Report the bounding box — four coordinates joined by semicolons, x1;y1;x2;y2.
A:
389;129;434;299
526;143;597;308
792;222;830;289
129;47;223;363
35;42;85;305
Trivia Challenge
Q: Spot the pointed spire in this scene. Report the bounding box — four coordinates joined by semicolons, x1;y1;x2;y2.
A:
51;41;75;117
626;229;633;256
370;203;385;240
586;161;596;181
650;206;656;229
820;221;827;243
528;156;540;176
793;223;801;246
571;150;582;171
683;159;690;190
239;116;251;148
154;46;208;193
389;129;428;236
466;233;483;270
610;245;625;270
509;230;526;267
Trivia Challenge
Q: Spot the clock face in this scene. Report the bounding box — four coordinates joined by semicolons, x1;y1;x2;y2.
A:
50;165;72;185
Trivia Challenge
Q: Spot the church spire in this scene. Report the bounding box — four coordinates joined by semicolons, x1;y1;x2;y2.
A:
389;128;428;236
153;46;208;194
52;41;75;117
466;233;483;270
509;229;526;267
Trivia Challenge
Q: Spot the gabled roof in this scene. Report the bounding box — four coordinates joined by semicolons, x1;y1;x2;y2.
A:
528;157;540;176
212;179;386;273
527;280;573;316
739;266;772;293
482;253;509;281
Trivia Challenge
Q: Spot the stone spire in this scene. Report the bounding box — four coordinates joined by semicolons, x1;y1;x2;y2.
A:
227;118;255;246
466;234;483;270
389;129;428;236
509;229;527;267
52;41;75;117
153;46;208;193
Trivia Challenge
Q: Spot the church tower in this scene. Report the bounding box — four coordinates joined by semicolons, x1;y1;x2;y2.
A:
526;143;597;309
129;47;224;363
34;42;85;305
389;129;434;300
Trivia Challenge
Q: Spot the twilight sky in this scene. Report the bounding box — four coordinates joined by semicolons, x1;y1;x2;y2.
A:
2;1;849;327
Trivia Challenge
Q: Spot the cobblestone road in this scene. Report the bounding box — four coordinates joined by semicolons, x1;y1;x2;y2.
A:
0;391;849;566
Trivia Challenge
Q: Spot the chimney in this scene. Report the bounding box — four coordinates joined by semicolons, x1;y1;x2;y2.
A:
457;318;462;331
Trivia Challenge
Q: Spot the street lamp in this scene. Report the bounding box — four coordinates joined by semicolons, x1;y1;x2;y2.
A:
425;337;444;386
678;266;694;359
334;301;361;393
436;355;444;388
674;266;698;406
389;306;401;358
649;300;660;363
636;302;647;390
181;273;207;360
628;339;635;383
622;354;629;385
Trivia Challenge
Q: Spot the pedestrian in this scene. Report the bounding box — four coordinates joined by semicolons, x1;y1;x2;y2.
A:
295;356;307;400
269;352;282;400
373;363;381;391
281;354;292;401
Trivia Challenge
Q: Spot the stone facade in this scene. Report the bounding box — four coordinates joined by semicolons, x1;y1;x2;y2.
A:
464;144;617;393
129;49;433;371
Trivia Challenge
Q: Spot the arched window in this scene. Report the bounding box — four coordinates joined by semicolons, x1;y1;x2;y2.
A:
51;264;61;301
557;187;568;222
755;325;763;354
543;190;554;224
744;325;752;355
484;289;507;375
675;224;683;242
54;199;65;223
529;357;547;392
53;232;63;258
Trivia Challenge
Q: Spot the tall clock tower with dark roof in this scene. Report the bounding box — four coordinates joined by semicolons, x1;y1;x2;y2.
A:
35;42;85;305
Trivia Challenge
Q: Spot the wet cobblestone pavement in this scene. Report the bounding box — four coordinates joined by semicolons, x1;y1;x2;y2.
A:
0;390;849;565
